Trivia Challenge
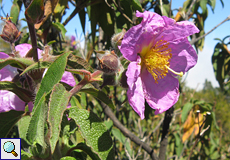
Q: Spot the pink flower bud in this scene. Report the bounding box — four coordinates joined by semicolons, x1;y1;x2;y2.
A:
0;15;21;43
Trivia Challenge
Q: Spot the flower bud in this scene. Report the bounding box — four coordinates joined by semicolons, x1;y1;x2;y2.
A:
119;69;128;89
100;73;117;89
97;51;120;74
111;29;126;48
0;15;21;43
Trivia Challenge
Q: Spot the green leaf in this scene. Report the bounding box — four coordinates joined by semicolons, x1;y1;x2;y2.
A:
81;88;115;109
47;83;71;154
111;128;133;156
173;133;183;157
208;0;216;12
25;0;44;24
68;107;114;160
67;54;94;72
200;0;208;14
104;119;113;131
20;61;52;76
0;110;24;138
71;143;100;160
60;157;76;160
88;5;97;48
212;43;227;89
79;9;86;34
0;81;33;102
131;0;142;12
19;32;30;44
18;115;31;145
52;22;67;39
21;149;33;159
34;51;70;107
211;111;219;130
10;0;20;23
0;57;34;70
181;102;193;123
219;0;224;7
26;93;48;148
96;2;115;37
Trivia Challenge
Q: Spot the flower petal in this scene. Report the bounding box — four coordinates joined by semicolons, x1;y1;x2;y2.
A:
120;11;165;61
0;52;9;59
15;43;42;59
61;71;76;87
126;61;145;119
0;90;26;112
0;66;18;81
141;69;179;114
169;38;198;73
156;16;199;42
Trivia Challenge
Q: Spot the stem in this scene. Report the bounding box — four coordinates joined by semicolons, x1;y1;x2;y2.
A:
62;0;98;26
190;15;230;45
106;0;134;25
101;103;158;160
185;0;197;20
27;21;39;62
23;0;38;62
69;78;89;96
159;106;174;160
10;42;16;54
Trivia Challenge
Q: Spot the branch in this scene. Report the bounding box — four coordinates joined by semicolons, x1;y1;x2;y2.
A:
62;0;97;26
101;103;158;160
190;15;230;45
23;0;38;62
169;0;172;18
159;106;174;160
105;0;134;25
185;0;197;20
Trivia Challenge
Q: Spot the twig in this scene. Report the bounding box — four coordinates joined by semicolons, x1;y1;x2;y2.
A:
185;0;197;20
169;0;172;17
101;103;158;160
159;106;174;160
69;78;89;96
63;0;98;26
190;15;230;45
159;0;163;15
106;0;134;25
23;0;38;62
69;0;76;6
145;116;164;141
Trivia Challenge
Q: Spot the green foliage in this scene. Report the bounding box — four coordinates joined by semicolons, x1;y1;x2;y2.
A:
0;81;33;102
68;107;114;160
1;0;230;160
212;35;230;91
34;51;70;107
0;110;24;138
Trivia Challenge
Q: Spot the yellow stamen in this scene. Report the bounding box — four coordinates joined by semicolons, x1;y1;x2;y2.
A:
140;39;183;83
165;65;183;77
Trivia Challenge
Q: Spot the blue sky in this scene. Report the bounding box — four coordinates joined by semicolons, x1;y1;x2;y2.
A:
1;0;230;90
171;0;230;90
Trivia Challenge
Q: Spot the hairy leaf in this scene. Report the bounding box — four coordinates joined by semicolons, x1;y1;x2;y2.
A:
34;52;70;107
81;88;115;109
68;107;114;160
47;83;71;154
0;57;34;70
0;81;33;102
0;110;24;138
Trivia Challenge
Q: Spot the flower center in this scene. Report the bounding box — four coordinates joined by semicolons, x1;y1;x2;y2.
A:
141;40;183;83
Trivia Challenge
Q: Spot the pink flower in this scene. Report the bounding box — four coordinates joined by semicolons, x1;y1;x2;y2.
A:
71;36;77;49
0;44;76;113
119;11;199;119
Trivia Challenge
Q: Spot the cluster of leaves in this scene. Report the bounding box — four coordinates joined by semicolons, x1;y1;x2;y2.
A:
0;0;229;160
212;35;230;92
